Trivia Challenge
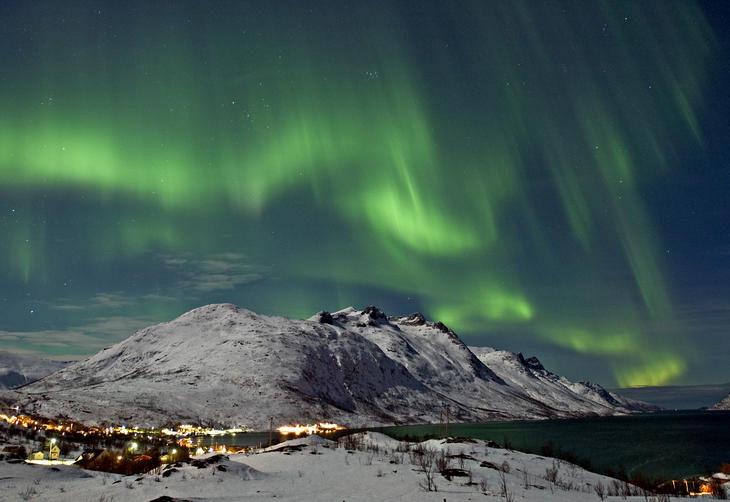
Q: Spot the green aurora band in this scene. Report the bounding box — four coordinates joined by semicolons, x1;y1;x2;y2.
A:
0;1;716;386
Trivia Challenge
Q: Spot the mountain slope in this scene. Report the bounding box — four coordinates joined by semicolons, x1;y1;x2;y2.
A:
17;304;649;429
0;351;68;389
711;393;730;410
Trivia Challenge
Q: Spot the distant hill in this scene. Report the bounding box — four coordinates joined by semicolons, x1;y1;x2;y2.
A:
711;392;730;410
611;382;730;410
15;304;654;429
0;351;69;389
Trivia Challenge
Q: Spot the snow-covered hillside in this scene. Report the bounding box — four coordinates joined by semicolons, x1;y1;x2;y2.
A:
710;393;730;410
3;432;693;502
14;304;650;429
0;351;68;389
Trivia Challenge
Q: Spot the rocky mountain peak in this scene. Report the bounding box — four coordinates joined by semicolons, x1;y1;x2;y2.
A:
396;312;427;326
523;356;545;371
362;306;387;321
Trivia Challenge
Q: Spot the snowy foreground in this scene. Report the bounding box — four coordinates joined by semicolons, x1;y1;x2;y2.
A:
2;432;720;502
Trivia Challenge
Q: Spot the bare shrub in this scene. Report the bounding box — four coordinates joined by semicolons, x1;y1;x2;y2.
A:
607;479;620;496
522;462;530;490
408;443;425;465
340;433;362;451
594;480;606;500
417;447;438;492
545;460;560;492
498;466;513;501
18;486;38;501
479;477;488;493
545;461;559;483
620;479;632;498
435;450;451;473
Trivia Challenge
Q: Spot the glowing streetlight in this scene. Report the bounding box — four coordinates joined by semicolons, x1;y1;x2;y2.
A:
129;442;138;452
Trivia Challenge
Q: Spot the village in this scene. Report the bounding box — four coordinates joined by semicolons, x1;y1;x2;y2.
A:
1;405;348;471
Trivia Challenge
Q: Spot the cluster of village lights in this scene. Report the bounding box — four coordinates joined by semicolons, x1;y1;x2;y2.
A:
276;422;345;435
3;410;345;439
0;411;249;439
3;408;346;458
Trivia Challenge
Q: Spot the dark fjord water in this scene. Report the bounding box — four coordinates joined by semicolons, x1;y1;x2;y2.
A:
197;411;729;480
377;411;730;480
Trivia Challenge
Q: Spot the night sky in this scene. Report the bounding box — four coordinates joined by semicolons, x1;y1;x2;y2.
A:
1;1;728;388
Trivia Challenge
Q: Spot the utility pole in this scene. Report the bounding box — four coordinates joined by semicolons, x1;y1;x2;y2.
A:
444;404;449;436
268;417;274;447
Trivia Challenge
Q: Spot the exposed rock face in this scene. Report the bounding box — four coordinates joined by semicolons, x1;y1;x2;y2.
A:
314;311;334;324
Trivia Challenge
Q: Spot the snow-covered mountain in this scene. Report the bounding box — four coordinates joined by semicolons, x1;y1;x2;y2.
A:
14;304;651;429
710;393;730;410
0;351;68;389
469;347;657;415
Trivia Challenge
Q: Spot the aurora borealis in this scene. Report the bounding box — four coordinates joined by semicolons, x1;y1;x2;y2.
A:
1;0;728;388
